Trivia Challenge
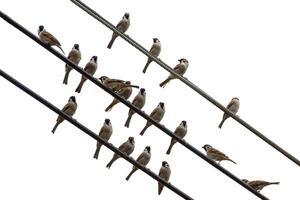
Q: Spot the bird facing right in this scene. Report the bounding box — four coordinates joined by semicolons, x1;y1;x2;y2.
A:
106;137;135;169
63;44;81;85
75;56;98;93
159;58;189;88
125;146;151;181
242;179;280;192
158;161;171;195
142;38;161;73
124;88;146;128
202;144;236;165
218;97;240;129
93;118;113;159
51;96;77;134
139;102;165;136
166;120;187;155
38;25;65;54
107;12;130;49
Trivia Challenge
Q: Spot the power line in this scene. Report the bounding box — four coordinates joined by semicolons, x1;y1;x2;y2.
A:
0;68;194;200
69;0;300;168
0;10;269;200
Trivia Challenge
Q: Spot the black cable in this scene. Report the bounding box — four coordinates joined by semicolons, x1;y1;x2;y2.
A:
69;0;300;168
0;68;193;200
0;10;269;200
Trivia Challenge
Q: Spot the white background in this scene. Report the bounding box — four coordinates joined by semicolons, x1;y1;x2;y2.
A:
0;0;299;199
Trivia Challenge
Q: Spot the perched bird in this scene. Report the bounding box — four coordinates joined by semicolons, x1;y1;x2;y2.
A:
242;179;280;192
202;144;236;165
218;97;240;129
125;146;151;181
93;119;113;159
38;25;65;54
75;56;98;93
105;82;133;112
142;38;161;73
107;13;130;49
106;137;135;169
166;120;187;155
63;44;81;85
124;88;146;128
99;76;139;92
51;96;77;134
158;161;171;195
139;102;165;136
159;58;189;88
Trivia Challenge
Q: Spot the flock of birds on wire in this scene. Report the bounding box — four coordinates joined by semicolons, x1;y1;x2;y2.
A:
36;12;279;196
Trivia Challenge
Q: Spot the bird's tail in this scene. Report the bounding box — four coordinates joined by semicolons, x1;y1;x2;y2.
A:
218;118;226;129
125;168;137;181
57;46;65;55
139;124;150;136
63;67;71;85
269;182;280;185
51;122;60;134
227;158;237;164
166;141;176;155
159;77;172;88
158;183;164;195
75;78;86;93
105;99;119;112
106;157;117;169
124;113;133;128
107;35;117;49
142;58;151;73
93;145;102;159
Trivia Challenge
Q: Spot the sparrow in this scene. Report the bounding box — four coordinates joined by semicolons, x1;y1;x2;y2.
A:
124;88;146;128
159;58;189;88
166;120;187;155
99;76;139;92
242;179;280;192
142;38;161;73
125;146;151;181
107;12;130;49
105;83;133;112
63;44;81;85
106;137;135;169
38;25;65;54
139;102;165;136
75;56;98;93
218;97;240;129
158;161;171;195
93;118;113;159
51;96;77;134
202;144;236;165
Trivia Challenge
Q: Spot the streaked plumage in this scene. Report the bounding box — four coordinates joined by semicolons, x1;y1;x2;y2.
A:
107;13;130;49
202;144;236;165
38;25;64;54
63;44;81;85
93;119;113;159
218;97;240;129
51;96;77;134
105;83;133;112
142;38;161;73
159;58;189;88
166;121;187;155
139;102;165;136
75;56;98;93
242;179;279;192
126;146;151;181
124;88;146;128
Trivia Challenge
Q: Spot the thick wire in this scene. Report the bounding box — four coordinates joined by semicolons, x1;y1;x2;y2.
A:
70;0;300;168
0;9;269;200
0;68;194;200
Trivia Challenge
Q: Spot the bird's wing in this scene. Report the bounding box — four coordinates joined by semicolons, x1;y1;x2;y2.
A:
209;148;228;158
226;100;235;109
44;31;61;45
61;102;72;112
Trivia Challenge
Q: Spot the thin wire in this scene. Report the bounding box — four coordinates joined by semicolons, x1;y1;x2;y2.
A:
0;68;194;200
0;10;269;200
69;0;300;168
